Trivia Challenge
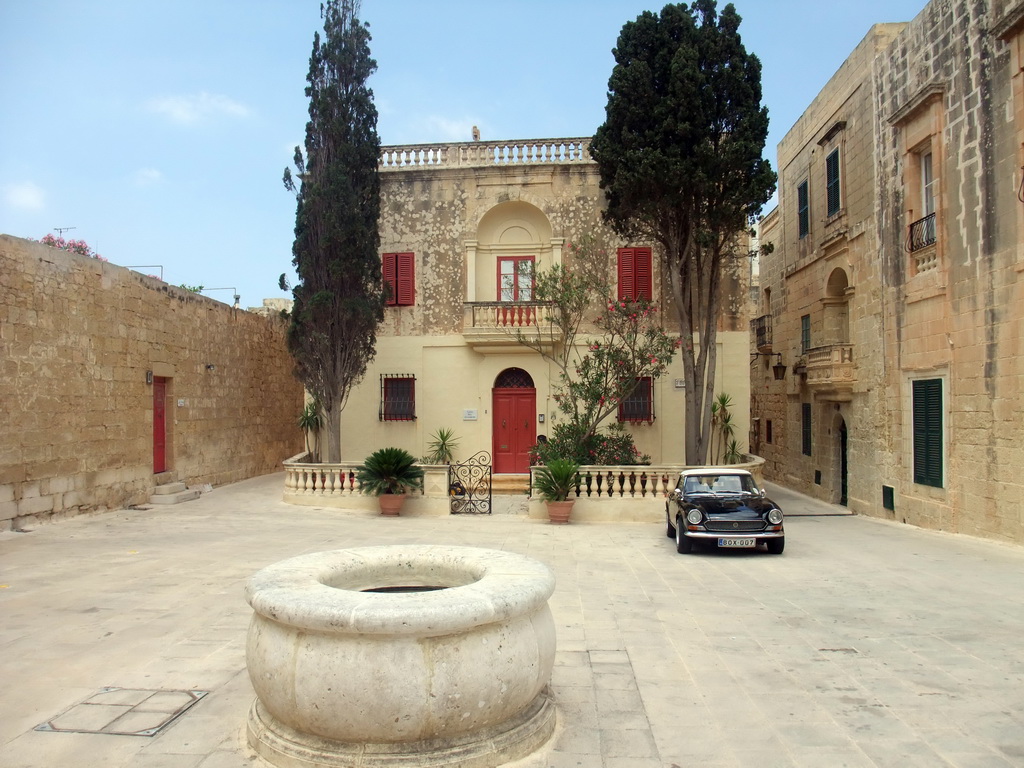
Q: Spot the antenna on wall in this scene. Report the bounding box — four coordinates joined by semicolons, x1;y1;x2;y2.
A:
54;227;76;237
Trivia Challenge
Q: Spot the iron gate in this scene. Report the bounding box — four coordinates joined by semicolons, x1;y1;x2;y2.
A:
448;451;492;515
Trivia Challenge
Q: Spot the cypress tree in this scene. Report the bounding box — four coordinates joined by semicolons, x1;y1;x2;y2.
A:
591;0;776;464
283;0;383;462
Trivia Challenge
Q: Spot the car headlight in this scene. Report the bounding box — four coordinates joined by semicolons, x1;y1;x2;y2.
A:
767;508;783;525
686;509;703;525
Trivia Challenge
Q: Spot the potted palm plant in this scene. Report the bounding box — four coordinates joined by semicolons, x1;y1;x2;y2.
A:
422;427;459;465
356;447;425;516
297;401;322;463
533;458;580;524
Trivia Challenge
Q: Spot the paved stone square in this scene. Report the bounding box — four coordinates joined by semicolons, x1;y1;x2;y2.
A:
1;473;1022;767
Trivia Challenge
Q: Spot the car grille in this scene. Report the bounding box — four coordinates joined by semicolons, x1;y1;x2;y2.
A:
704;520;765;532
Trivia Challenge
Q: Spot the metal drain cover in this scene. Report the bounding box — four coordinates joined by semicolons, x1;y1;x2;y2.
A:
36;687;208;737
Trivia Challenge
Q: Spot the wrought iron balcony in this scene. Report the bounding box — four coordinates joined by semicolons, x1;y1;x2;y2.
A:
751;314;772;351
805;344;855;401
907;212;936;252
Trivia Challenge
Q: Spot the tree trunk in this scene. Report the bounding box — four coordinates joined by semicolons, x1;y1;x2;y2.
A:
323;399;343;463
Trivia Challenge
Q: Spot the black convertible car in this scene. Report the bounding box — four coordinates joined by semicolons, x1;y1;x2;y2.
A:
665;469;785;554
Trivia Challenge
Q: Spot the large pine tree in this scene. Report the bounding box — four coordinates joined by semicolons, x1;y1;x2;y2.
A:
283;0;383;463
591;0;776;464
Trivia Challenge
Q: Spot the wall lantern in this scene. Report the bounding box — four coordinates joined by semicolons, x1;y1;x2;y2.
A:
750;352;787;381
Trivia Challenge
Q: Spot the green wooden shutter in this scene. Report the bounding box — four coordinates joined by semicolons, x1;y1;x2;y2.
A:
912;379;943;487
826;149;841;216
798;181;810;237
801;403;812;456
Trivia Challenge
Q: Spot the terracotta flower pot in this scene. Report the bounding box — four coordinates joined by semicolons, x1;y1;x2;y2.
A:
378;493;406;516
546;500;574;524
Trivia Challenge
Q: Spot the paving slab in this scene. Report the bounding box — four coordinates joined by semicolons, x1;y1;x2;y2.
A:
1;472;1023;767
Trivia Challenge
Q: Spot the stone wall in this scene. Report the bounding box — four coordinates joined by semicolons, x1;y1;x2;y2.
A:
0;235;304;529
754;25;906;507
873;0;1024;543
757;0;1024;545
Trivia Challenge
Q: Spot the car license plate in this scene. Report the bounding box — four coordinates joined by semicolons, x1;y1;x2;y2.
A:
719;538;756;548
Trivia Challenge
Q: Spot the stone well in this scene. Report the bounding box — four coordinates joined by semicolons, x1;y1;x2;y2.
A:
244;545;557;768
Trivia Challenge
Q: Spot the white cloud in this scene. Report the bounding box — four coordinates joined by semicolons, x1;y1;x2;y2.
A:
146;92;251;125
133;167;163;186
3;181;45;211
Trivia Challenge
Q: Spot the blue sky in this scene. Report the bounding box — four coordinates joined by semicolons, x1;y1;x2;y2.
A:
1;0;927;309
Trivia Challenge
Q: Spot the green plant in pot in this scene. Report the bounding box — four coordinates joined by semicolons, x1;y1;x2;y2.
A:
422;427;460;465
533;458;580;524
297;400;323;463
356;447;425;516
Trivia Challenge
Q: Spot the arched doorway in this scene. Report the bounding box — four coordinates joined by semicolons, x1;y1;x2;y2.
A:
834;415;848;506
492;368;536;474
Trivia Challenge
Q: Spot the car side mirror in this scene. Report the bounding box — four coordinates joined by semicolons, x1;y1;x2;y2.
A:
671;488;682;500
760;488;767;498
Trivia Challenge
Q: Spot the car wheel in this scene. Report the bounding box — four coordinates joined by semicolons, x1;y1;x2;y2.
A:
766;537;785;555
666;508;675;539
675;517;692;554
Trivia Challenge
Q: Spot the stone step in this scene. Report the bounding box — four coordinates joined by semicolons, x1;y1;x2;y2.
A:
152;482;188;495
149;488;201;505
491;474;530;496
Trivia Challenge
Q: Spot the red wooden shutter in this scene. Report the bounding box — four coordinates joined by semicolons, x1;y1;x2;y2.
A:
382;252;414;306
382;253;397;306
618;248;635;300
396;252;414;305
635;247;652;300
618;247;652;300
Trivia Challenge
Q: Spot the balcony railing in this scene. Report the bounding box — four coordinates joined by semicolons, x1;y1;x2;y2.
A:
751;314;772;351
462;301;559;351
805;344;855;400
469;301;550;328
380;138;592;170
906;212;936;252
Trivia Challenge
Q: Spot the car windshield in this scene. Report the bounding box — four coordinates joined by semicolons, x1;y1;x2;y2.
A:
683;474;757;495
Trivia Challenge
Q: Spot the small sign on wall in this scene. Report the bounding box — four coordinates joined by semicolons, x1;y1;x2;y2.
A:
673;378;686;390
463;409;478;421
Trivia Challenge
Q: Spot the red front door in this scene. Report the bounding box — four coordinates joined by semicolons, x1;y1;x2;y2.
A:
493;388;536;474
153;377;167;473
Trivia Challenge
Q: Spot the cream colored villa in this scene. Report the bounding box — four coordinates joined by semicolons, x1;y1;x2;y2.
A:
331;138;753;474
754;0;1024;545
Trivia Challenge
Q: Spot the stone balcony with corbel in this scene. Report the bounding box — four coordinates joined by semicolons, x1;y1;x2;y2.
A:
804;343;855;401
462;302;562;354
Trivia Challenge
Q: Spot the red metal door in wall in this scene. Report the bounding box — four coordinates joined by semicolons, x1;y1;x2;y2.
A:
492;389;536;474
153;377;167;474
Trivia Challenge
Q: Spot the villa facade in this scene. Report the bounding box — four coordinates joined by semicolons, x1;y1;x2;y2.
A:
333;138;754;472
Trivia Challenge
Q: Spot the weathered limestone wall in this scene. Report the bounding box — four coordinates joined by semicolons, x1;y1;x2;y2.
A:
0;235;304;529
759;0;1024;545
755;25;905;507
874;0;1024;543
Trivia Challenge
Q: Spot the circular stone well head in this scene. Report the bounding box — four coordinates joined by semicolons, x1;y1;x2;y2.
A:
245;545;557;768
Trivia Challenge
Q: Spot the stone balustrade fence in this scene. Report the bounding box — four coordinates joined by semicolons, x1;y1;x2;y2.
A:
283;453;765;517
379;138;592;170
